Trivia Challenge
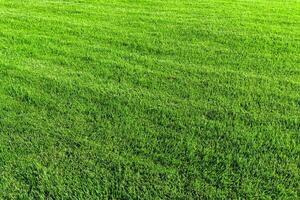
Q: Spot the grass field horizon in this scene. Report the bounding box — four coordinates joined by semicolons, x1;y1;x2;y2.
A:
0;0;299;198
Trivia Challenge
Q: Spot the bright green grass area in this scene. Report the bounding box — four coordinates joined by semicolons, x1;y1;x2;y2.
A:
0;0;299;198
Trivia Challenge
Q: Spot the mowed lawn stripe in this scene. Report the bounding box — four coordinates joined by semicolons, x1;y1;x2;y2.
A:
0;0;299;198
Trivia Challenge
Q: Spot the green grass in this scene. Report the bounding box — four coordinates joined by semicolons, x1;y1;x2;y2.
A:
0;0;299;198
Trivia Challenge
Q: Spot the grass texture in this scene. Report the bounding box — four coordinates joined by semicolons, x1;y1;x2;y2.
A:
0;0;299;199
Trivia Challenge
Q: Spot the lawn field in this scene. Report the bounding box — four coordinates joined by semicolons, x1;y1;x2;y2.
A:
0;0;299;198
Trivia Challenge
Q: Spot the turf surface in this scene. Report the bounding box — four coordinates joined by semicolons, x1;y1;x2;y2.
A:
0;0;299;198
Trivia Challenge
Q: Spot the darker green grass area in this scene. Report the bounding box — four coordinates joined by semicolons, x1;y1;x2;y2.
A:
0;0;299;199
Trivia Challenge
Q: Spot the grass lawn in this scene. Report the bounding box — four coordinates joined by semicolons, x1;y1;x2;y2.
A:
0;0;299;198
